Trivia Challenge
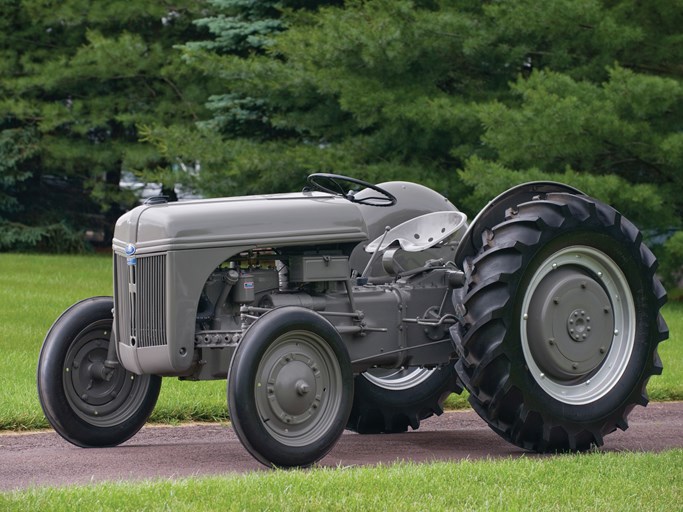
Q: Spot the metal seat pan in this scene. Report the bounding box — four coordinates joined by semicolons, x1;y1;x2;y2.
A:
364;211;467;253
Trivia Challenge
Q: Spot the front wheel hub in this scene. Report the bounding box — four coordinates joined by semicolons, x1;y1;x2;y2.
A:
267;356;321;423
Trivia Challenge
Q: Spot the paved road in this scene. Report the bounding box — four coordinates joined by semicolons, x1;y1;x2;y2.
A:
2;402;682;491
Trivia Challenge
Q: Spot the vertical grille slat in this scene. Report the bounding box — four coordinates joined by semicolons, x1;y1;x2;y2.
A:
114;254;167;348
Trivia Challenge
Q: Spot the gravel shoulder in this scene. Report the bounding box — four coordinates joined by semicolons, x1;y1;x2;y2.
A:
1;402;682;492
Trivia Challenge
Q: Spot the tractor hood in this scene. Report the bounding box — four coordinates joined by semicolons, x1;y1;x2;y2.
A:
112;192;369;255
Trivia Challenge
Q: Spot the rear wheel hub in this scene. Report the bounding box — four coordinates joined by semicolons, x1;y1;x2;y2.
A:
527;266;614;381
520;246;635;405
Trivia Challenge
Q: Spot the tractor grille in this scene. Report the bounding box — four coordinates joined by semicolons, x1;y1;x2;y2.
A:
115;254;168;348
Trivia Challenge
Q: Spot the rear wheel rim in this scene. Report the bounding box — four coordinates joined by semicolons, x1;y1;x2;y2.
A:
362;367;435;391
520;246;635;405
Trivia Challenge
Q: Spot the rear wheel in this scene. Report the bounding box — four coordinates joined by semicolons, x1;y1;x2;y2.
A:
451;193;668;451
347;364;461;433
37;297;161;447
228;307;353;467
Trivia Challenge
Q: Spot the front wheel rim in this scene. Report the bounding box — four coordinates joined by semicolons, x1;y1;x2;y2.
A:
520;246;635;405
254;330;344;446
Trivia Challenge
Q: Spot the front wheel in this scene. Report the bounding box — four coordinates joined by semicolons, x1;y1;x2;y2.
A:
37;297;161;447
452;193;668;452
228;307;353;468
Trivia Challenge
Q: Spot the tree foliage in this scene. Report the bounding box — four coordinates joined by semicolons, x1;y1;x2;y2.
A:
2;0;681;275
0;0;218;249
156;0;682;242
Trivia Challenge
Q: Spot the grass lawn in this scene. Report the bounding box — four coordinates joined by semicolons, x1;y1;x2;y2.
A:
2;450;681;511
0;253;227;429
0;253;681;430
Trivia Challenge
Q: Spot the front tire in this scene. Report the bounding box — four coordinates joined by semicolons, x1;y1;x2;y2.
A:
37;297;161;447
451;193;668;451
228;307;353;468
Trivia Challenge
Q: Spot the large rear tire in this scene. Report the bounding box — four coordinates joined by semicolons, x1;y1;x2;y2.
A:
37;297;161;447
451;193;668;451
347;364;461;433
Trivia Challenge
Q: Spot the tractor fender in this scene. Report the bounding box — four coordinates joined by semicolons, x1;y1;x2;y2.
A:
453;181;585;266
350;181;460;276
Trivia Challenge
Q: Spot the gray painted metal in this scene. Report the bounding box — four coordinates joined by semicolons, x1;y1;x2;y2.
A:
350;182;462;276
520;245;636;405
111;181;462;376
253;329;346;445
113;192;368;255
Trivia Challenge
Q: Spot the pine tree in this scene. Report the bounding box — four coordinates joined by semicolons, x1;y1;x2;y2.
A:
169;0;682;234
0;0;217;249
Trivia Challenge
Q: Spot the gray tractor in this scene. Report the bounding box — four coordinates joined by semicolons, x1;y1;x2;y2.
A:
37;174;668;467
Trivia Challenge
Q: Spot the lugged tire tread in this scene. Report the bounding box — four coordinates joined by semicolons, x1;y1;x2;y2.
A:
347;364;463;435
452;192;668;453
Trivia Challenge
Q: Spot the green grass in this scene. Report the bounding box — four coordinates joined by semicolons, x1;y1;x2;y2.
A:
0;253;227;429
0;253;681;430
2;450;681;510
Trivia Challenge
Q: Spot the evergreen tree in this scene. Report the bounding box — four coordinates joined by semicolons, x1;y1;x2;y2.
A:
5;0;680;259
161;0;681;239
0;0;217;249
459;0;683;230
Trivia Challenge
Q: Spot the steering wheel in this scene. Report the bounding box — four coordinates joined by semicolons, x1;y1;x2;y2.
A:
306;173;397;207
